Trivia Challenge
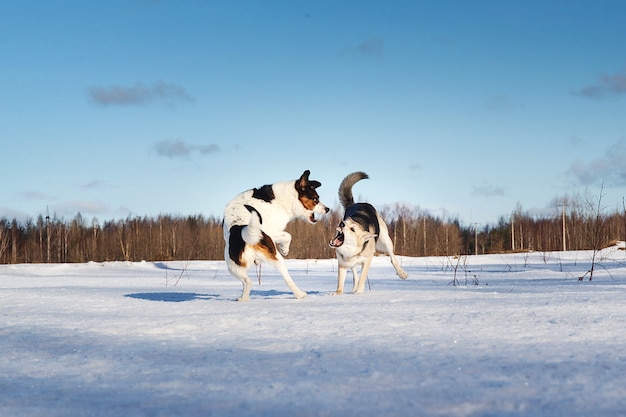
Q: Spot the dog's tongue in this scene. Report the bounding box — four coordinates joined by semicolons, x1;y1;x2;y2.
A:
330;233;343;248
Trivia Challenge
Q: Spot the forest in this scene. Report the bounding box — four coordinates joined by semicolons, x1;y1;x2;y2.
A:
1;193;625;264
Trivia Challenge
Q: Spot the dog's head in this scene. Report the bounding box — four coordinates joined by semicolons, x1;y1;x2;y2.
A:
295;170;330;223
329;218;377;253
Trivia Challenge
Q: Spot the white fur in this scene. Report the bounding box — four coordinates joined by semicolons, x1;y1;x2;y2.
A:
330;172;408;295
333;216;408;294
223;172;329;301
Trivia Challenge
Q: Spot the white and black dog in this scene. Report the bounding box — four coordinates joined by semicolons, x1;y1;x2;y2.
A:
329;172;408;294
223;170;329;301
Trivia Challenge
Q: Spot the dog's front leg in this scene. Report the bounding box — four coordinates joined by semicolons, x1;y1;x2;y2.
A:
273;231;292;257
334;266;348;295
354;258;373;294
350;266;360;293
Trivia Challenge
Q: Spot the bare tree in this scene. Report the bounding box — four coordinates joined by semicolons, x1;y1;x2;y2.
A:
0;220;9;263
579;184;607;281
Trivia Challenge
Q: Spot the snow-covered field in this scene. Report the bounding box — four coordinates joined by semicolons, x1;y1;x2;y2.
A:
2;247;626;417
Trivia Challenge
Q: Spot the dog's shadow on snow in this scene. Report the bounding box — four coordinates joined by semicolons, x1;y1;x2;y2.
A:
125;292;219;302
126;290;324;302
252;289;323;298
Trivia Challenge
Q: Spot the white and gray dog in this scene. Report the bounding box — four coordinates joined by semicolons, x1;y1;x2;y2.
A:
329;172;408;294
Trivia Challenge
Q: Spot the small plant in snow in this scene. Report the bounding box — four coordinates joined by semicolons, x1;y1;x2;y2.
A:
447;254;463;286
447;254;479;286
165;259;191;287
579;183;607;281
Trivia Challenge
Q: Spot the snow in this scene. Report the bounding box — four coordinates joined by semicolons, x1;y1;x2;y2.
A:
2;248;626;417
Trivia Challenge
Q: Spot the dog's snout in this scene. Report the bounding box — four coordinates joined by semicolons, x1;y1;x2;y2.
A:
339;221;345;228
324;206;330;213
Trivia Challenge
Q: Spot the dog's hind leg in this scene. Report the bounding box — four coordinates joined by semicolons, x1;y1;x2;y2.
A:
235;273;252;301
238;276;253;301
389;253;408;279
227;264;253;301
376;226;409;280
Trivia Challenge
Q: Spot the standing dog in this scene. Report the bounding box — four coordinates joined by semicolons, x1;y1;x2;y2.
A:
329;172;408;294
223;170;329;301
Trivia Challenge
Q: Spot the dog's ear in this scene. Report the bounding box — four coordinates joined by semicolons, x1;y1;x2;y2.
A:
299;170;322;189
363;232;377;242
298;169;311;188
298;170;311;188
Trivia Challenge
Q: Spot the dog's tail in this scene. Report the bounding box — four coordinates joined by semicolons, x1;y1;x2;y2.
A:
241;204;263;245
338;171;369;208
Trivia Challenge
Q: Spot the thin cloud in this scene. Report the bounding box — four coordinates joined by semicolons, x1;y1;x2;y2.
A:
343;37;385;57
196;144;220;155
567;138;626;186
472;184;506;197
19;191;55;201
484;94;519;110
46;200;110;219
0;207;31;221
82;180;105;189
576;68;626;99
356;37;384;56
87;81;195;106
569;135;585;147
69;200;110;215
153;139;220;159
154;139;190;158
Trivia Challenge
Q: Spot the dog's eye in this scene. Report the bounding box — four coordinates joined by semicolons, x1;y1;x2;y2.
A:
350;227;355;232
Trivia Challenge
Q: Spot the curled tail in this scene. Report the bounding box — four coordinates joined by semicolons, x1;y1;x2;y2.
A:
241;204;263;245
338;172;369;208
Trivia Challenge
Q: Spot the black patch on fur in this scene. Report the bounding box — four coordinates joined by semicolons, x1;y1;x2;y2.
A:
252;184;275;202
295;170;322;205
259;232;277;258
228;224;277;266
344;203;380;240
228;225;246;266
244;204;263;224
296;183;321;202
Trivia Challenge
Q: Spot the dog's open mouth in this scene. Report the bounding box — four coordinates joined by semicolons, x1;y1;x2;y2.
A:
329;230;344;248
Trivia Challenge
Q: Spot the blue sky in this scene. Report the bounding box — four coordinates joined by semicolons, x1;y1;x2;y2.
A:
2;1;626;227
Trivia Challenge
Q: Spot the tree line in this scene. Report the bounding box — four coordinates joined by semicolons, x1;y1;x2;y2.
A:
1;194;625;264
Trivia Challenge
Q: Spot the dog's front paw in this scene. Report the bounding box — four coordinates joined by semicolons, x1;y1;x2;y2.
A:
294;291;307;299
277;241;290;257
397;269;408;280
275;232;292;256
